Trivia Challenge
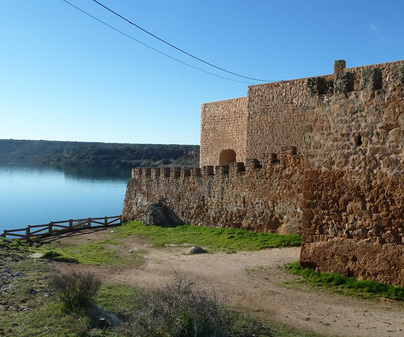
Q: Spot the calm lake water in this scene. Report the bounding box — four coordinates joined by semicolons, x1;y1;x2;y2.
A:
0;163;131;233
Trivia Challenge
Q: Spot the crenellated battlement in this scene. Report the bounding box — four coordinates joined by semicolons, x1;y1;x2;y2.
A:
124;58;404;286
131;149;301;181
307;61;404;97
124;151;305;235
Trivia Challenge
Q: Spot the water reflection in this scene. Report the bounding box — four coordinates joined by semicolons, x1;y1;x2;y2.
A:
0;163;130;232
59;165;130;182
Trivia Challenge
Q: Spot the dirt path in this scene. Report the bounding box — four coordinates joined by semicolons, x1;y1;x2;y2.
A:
54;230;404;337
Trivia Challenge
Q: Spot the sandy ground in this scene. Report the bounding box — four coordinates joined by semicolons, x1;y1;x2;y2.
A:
53;229;404;337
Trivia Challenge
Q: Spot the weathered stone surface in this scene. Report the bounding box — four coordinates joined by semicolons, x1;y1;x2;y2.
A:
307;77;329;96
123;59;404;285
334;72;354;94
334;60;346;74
185;246;207;255
391;64;404;84
200;97;248;167
28;253;44;259
142;201;184;227
301;238;404;285
300;168;404;285
361;68;383;90
124;154;304;235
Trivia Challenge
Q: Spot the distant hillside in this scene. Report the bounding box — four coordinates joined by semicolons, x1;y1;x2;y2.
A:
0;139;199;168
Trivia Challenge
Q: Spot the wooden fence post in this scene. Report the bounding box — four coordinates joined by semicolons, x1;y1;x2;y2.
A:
2;214;123;241
26;226;31;242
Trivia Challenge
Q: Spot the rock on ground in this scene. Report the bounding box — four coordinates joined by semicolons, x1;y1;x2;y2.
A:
142;201;184;227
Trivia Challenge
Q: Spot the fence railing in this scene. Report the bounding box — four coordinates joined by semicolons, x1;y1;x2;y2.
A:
1;215;122;242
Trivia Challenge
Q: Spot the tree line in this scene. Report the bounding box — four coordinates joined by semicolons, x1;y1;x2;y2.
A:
0;139;199;168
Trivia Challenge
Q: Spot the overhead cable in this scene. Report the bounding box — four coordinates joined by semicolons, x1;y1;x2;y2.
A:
90;0;272;83
61;0;255;84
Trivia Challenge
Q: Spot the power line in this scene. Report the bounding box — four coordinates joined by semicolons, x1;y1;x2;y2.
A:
61;0;255;84
90;0;272;83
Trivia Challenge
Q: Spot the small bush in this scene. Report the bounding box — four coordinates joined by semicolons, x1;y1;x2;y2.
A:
51;271;101;311
121;276;272;337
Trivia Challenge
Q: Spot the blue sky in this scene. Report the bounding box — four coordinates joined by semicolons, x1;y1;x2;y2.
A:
0;0;403;145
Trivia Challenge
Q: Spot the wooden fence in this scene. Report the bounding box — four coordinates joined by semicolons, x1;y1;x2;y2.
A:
1;215;122;242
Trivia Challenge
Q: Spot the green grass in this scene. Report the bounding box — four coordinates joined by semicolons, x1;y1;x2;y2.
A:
0;244;276;337
42;251;79;263
0;226;302;337
1;301;118;337
34;220;299;266
37;238;145;266
286;262;404;301
0;247;120;336
115;221;301;253
96;284;143;318
0;237;29;251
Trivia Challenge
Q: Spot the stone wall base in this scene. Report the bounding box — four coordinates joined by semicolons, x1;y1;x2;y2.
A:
301;238;404;287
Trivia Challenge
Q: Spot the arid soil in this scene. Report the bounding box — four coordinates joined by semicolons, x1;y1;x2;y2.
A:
54;230;404;337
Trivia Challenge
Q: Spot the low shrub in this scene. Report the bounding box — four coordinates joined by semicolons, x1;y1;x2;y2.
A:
51;271;101;311
121;276;273;337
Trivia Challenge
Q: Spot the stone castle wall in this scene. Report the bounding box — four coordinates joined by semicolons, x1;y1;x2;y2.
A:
200;97;248;167
123;152;304;235
301;60;404;286
123;59;404;285
305;60;404;172
246;79;311;160
301;170;404;285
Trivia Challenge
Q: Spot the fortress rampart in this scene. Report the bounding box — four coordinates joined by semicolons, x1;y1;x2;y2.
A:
300;60;404;286
123;151;303;234
301;169;404;285
123;59;404;286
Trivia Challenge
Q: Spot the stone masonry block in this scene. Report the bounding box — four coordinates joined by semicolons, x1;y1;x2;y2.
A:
305;170;319;179
229;162;245;174
170;167;181;179
361;68;382;90
391;64;404;84
151;168;160;178
307;77;328;96
162;168;171;178
215;165;229;175
131;168;138;178
335;72;354;94
202;166;214;176
191;168;202;177
334;60;346;74
245;158;262;171
180;168;191;178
